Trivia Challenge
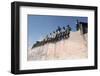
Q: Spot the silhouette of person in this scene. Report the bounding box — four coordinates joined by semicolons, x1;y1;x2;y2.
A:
46;35;49;43
62;26;66;39
67;25;71;38
57;26;61;32
49;33;52;42
56;26;61;40
60;26;65;40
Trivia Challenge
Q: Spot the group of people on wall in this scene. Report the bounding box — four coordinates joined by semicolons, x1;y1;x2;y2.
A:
32;20;88;49
32;25;71;49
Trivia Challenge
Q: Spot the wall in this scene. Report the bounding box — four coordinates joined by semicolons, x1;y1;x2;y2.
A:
28;31;87;60
0;0;99;76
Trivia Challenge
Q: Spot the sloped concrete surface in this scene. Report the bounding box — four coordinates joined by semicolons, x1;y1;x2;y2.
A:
28;31;88;61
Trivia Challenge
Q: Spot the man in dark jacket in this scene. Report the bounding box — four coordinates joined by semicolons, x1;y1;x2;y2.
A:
65;25;71;38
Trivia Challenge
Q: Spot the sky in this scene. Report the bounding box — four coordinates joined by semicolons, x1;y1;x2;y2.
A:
28;15;87;48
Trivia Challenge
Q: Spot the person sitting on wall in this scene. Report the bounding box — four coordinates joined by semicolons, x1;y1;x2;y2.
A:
65;26;68;39
35;41;41;47
46;35;49;43
48;33;52;42
42;35;48;44
61;26;66;39
55;30;58;41
52;31;57;42
56;26;61;41
42;38;46;45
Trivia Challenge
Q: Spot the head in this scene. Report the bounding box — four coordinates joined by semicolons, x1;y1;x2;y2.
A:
63;26;65;30
67;25;70;27
53;31;55;33
67;25;71;31
50;33;52;35
57;26;61;31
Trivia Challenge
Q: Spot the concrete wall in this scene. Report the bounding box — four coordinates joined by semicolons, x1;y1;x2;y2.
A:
28;30;88;61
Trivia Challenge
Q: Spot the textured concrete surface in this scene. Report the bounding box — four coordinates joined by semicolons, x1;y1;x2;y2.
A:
27;30;88;61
